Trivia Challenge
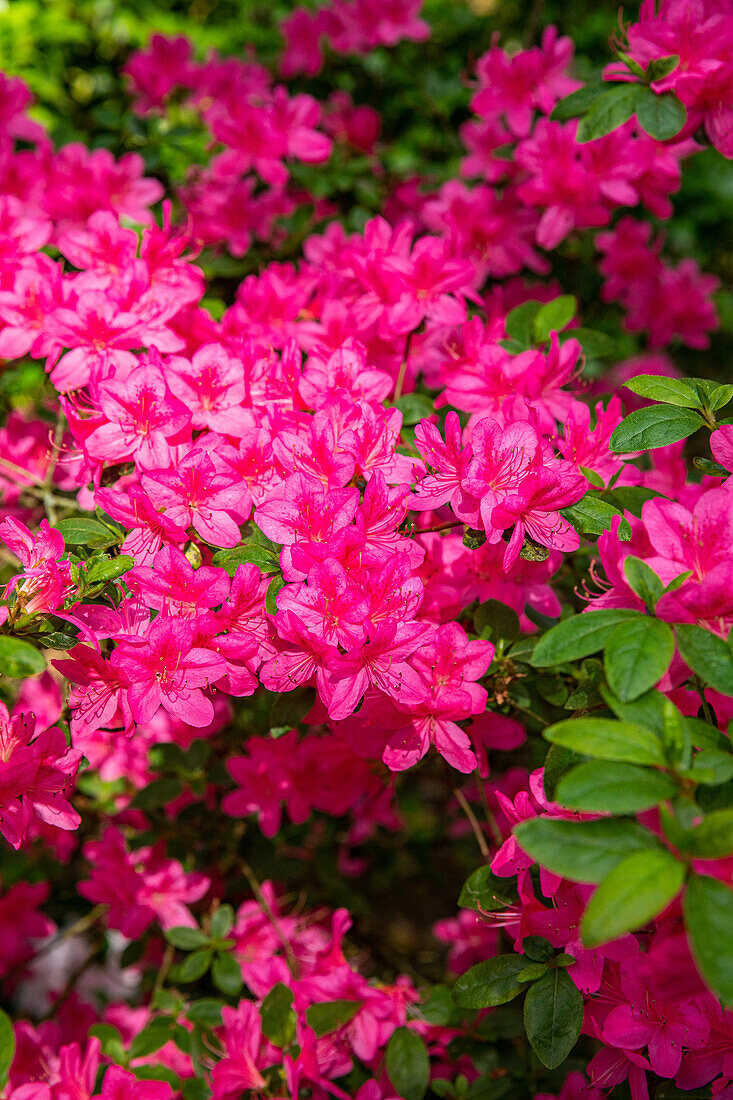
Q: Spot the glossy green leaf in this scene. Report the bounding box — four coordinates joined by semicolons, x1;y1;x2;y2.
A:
84;554;135;585
582;849;685;946
531;608;643;666
675;624;733;696
610;406;703;452
514;817;661;883
211;952;242;997
260;982;297;1047
556;761;677;813
684;874;733;1006
604;617;675;701
576;84;641;142
635;87;687;140
623;374;702;409
0;1008;15;1089
458;865;517;912
523;969;583;1068
561;494;632;540
453;956;527;1008
385;1028;430;1100
533;295;576;343
165;926;209;950
0;636;45;678
688;809;733;858
306;999;362;1037
56;517;119;548
544;716;667;765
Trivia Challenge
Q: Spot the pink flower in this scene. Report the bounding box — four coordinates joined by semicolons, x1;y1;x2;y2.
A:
79;826;209;938
142;448;243;547
0;702;81;849
211;1001;266;1099
327;620;432;721
0;516;73;617
110;617;226;727
85;361;191;469
167;343;251;434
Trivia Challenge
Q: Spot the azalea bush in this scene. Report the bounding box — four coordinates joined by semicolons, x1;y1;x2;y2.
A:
1;0;733;1097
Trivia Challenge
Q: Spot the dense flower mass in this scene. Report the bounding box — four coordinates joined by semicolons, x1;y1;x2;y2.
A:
0;0;732;1097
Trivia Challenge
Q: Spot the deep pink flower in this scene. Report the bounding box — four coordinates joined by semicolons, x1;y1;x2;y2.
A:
110;616;226;727
142;448;243;547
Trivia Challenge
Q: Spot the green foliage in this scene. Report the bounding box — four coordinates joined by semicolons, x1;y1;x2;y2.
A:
385;1029;430;1100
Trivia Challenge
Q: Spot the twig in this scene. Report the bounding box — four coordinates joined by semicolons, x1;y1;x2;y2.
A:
413;519;463;535
453;787;490;859
153;942;175;997
240;860;299;976
478;777;504;848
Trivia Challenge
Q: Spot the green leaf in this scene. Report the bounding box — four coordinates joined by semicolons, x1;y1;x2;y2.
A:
210;905;235;940
518;962;549;982
211;952;243;997
610;406;704;452
691;749;733;785
523;969;583;1069
709;384;733;413
556;761;677;813
623;374;702;409
265;574;286;615
179;949;212;982
473;599;521;642
567;327;618;359
165;926;210;950
561;494;632;540
576;83;642;142
0;1007;15;1089
604;617;675;701
610;485;665;517
688;809;733;858
88;1023;125;1063
623;557;664;608
684;874;733;1006
452;956;527;1008
675;624;733;695
394;392;435;425
531;608;643;666
269;684;316;729
523;936;555;962
544;716;667;765
550;83;606;122
514;817;661;883
458;865;517;912
694;456;729;478
131;777;183;810
542;744;585;800
212;544;279;576
260;982;297;1047
130;1018;174;1059
84;554;135;584
186;999;225;1027
505;301;544;348
183;1081;212;1100
533;296;577;343
582;849;685;946
647;55;680;81
385;1028;430;1100
0;636;45;678
635;87;687;140
56;517;119;548
305;999;362;1037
